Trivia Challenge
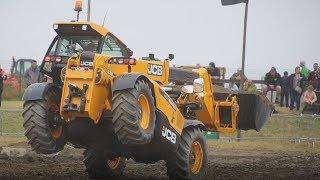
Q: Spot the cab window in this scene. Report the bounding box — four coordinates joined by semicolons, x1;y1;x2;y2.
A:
48;36;100;57
101;34;128;57
48;39;58;56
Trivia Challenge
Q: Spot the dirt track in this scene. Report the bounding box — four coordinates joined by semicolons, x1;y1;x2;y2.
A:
0;140;319;180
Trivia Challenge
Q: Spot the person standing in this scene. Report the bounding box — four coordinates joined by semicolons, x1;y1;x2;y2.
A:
308;63;320;90
24;60;43;87
288;66;304;111
280;71;290;107
0;68;7;107
300;61;310;79
300;61;310;91
209;62;222;86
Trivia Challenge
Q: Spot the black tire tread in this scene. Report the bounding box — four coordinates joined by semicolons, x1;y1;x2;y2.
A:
112;80;156;145
22;89;66;154
83;149;125;178
165;127;207;180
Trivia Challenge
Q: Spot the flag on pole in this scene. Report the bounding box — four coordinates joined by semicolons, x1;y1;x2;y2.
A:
221;0;247;6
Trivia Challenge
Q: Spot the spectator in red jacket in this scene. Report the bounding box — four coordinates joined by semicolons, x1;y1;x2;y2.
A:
0;68;7;107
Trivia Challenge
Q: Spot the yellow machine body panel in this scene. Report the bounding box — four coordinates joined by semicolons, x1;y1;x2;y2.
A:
109;59;170;85
193;68;215;127
152;83;185;135
177;68;239;133
61;51;239;134
60;54;176;128
60;55;111;123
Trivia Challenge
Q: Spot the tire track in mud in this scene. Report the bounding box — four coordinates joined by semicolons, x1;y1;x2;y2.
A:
0;143;319;179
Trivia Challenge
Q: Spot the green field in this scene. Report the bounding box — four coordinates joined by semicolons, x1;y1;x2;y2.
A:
2;84;24;101
207;139;320;153
0;110;24;135
221;115;320;139
1;101;23;109
0;101;23;135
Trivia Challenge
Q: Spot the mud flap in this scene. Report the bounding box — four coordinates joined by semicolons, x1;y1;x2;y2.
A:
236;93;273;131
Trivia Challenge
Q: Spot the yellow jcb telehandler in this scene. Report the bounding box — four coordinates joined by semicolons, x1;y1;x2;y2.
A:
22;10;271;180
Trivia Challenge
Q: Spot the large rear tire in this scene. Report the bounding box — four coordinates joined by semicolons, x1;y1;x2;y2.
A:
22;88;66;154
165;126;207;180
84;149;126;178
112;79;156;145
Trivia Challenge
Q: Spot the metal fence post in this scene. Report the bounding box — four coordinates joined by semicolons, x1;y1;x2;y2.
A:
0;110;3;136
282;115;285;140
294;115;301;143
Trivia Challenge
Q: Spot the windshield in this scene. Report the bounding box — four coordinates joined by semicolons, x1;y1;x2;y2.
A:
49;36;100;56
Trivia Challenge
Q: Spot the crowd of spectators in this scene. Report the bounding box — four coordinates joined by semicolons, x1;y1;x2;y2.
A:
211;61;320;115
261;61;319;114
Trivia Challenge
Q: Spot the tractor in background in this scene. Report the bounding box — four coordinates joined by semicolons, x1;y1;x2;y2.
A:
3;58;34;97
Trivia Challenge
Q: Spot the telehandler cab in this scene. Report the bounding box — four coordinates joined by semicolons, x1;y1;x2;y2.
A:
22;16;271;180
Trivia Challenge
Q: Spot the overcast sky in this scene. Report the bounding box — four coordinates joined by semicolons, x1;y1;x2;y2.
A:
0;0;319;78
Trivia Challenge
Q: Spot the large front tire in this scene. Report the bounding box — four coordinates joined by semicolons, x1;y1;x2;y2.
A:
112;79;156;145
84;149;126;178
165;126;208;180
22;88;66;154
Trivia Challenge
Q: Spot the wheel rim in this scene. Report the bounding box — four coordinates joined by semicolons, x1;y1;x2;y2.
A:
107;157;121;170
49;103;63;139
138;94;150;130
189;141;204;174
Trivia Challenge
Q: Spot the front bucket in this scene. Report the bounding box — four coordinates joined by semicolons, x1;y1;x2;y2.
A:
213;86;273;132
237;93;273;131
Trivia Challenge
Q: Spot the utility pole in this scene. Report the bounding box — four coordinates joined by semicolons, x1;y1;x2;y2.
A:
221;0;250;142
240;0;249;91
87;0;91;21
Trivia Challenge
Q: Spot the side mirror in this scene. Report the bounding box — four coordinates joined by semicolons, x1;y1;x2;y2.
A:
149;53;155;60
168;54;174;61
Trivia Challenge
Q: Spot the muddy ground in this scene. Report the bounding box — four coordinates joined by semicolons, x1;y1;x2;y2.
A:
0;139;319;180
